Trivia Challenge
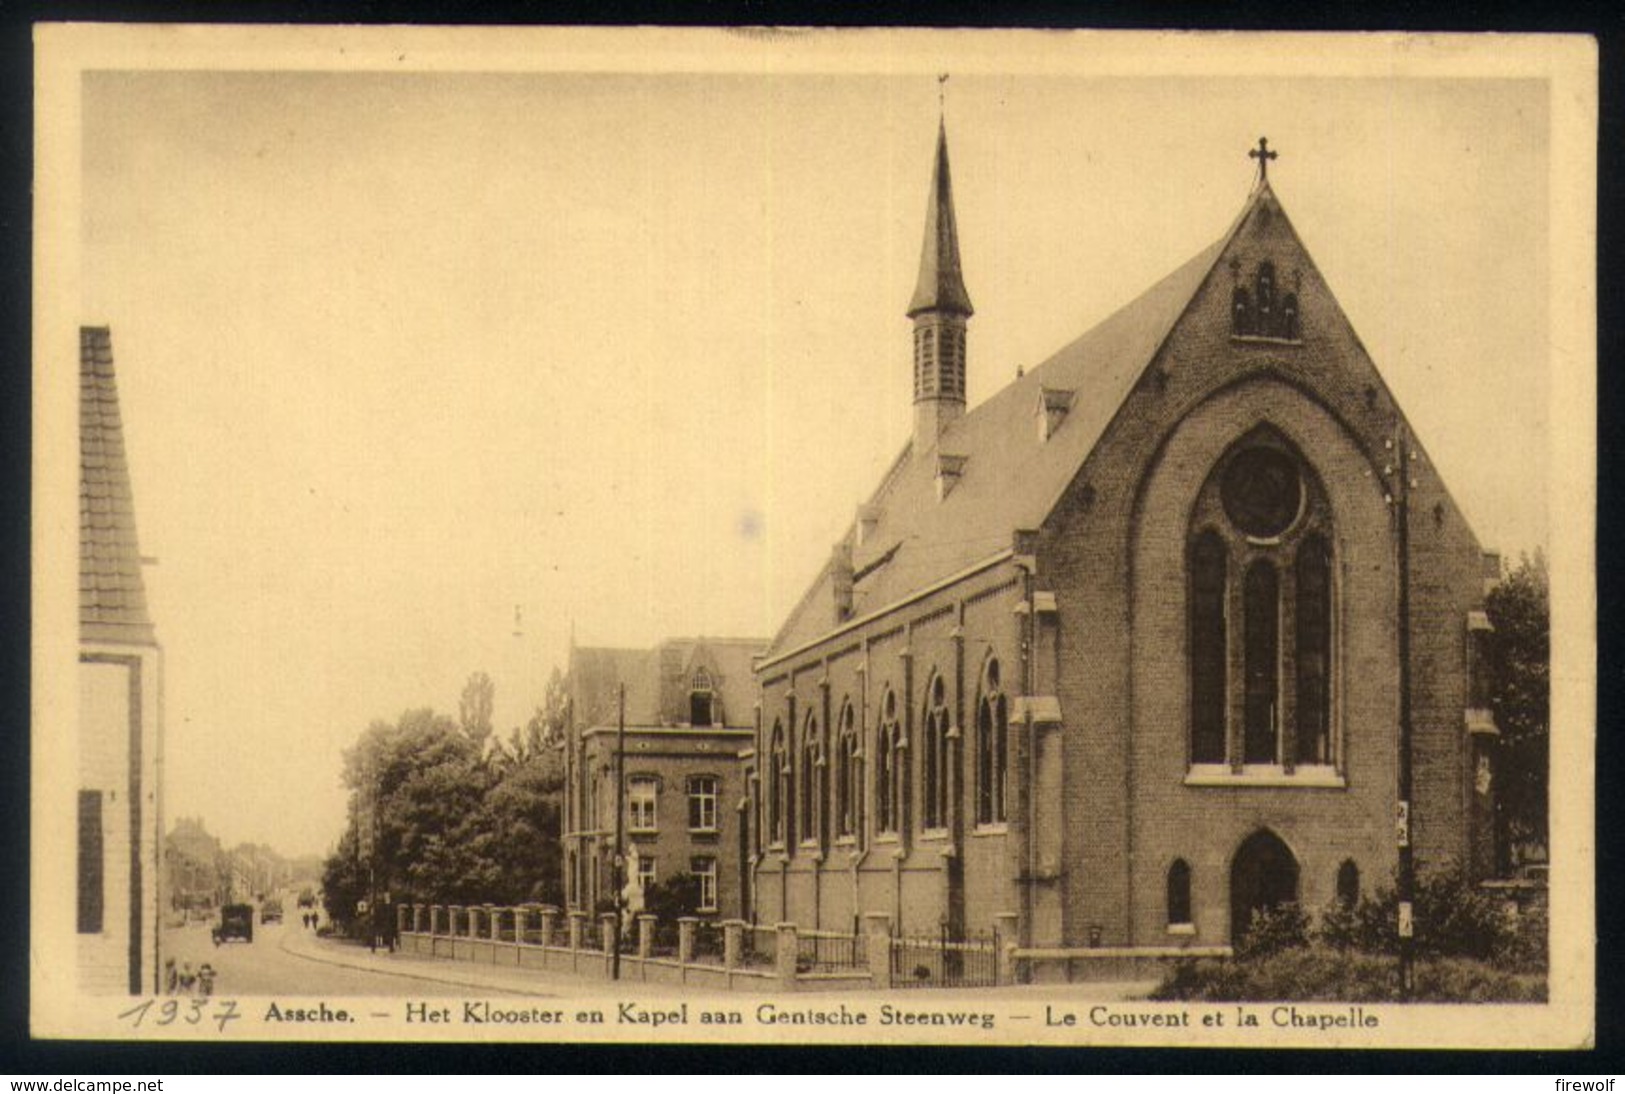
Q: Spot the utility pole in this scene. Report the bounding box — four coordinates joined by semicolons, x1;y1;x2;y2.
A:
1389;424;1417;999
368;772;379;955
611;682;626;980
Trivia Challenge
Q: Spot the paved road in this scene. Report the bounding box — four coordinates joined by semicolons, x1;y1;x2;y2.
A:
161;920;534;997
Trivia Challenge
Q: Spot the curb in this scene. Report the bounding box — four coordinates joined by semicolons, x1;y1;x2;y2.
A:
277;931;556;998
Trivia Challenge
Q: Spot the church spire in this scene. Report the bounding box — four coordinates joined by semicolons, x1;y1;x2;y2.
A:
907;118;974;320
909;114;973;452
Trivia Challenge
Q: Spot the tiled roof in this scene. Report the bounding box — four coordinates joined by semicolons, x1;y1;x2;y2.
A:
572;637;766;730
766;185;1266;658
80;326;156;645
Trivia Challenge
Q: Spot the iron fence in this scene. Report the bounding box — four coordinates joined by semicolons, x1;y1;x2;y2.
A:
890;927;999;989
651;921;681;958
692;920;726;964
795;929;867;974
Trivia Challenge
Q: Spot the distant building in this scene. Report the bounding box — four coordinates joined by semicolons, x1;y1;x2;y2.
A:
561;637;764;920
749;125;1502;955
78;326;165;994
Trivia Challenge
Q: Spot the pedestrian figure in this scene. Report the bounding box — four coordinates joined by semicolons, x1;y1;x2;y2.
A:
196;963;215;998
163;958;178;995
177;961;196;994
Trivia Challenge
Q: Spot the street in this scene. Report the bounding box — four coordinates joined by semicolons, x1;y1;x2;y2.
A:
161;919;537;998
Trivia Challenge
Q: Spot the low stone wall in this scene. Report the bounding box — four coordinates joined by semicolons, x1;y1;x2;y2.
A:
399;903;1206;991
397;905;839;993
1012;944;1234;984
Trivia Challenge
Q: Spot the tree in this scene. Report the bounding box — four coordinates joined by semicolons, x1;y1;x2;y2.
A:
1485;550;1549;859
325;671;568;916
458;670;496;750
321;824;367;935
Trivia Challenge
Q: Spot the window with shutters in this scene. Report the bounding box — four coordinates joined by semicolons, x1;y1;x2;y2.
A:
77;789;103;934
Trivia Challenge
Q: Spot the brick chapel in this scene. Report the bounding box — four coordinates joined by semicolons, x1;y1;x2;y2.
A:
745;124;1502;958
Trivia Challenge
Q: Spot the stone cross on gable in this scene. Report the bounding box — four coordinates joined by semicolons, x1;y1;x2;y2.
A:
1249;136;1278;181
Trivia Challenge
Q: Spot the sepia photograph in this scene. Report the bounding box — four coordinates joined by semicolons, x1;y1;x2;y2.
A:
32;25;1595;1048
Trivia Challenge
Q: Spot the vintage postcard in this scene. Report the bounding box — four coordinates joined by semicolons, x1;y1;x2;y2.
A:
32;25;1595;1048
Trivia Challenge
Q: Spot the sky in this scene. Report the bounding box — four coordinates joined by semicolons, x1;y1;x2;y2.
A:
76;45;1555;858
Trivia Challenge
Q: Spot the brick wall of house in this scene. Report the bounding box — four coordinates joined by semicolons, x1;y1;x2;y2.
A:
579;729;750;919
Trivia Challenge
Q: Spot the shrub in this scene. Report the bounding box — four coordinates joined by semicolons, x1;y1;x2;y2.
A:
1152;946;1546;1003
1494;897;1549;974
1235;902;1311;959
1309;869;1517;961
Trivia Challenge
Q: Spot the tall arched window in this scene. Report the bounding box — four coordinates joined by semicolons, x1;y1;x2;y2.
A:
1231;286;1254;336
976;658;1008;824
767;719;787;846
1255;261;1277;331
1296;534;1332;765
799;710;821;848
875;689;901;834
1243;561;1280;764
1167;859;1193;926
1187;428;1337;774
1189;531;1228;764
835;700;859;839
922;673;950;830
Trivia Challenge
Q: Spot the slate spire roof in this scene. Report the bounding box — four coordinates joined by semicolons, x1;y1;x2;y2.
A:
80;326;156;645
906;119;974;319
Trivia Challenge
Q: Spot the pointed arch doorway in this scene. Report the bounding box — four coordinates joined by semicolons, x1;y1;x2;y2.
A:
1230;829;1299;944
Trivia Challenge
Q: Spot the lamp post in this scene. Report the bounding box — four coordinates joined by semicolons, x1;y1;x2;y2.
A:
611;682;626;980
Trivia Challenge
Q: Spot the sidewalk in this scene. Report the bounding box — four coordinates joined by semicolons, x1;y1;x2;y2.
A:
279;927;1156;1002
279;926;678;998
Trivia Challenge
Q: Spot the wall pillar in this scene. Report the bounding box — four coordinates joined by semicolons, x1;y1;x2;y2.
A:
539;905;559;947
448;905;464;938
678;917;698;964
993;911;1021;985
637;914;656;959
774;922;799;989
864;912;893;990
722;919;744;970
567;910;586;951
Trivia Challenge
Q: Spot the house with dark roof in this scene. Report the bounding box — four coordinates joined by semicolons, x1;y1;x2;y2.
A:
78;326;165;994
561;636;764;920
747;125;1503;967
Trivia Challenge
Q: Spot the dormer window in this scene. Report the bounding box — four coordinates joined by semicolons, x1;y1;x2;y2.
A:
690;667;715;726
935;453;968;500
1037;388;1074;442
856;503;882;547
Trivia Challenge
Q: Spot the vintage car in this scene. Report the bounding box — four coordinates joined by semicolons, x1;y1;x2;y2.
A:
212;903;254;944
260;898;284;925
